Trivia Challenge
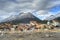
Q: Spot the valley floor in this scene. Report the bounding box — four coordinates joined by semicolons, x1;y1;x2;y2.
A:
0;29;60;40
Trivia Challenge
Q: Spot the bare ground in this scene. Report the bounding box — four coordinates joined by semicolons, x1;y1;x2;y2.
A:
0;31;60;40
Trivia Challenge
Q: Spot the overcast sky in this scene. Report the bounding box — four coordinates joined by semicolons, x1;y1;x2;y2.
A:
0;0;60;21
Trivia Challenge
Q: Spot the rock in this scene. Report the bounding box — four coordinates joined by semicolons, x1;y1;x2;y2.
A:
45;34;50;37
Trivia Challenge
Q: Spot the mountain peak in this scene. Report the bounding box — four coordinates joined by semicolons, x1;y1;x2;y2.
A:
45;13;60;20
0;12;36;23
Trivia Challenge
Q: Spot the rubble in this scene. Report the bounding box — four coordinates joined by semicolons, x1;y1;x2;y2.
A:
0;20;58;32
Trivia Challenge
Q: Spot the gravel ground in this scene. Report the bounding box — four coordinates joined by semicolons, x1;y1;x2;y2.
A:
0;32;60;40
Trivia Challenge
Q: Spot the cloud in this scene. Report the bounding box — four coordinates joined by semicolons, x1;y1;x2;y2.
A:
0;0;60;13
0;0;60;21
31;0;49;10
32;10;52;20
46;0;60;9
0;0;60;12
36;10;48;15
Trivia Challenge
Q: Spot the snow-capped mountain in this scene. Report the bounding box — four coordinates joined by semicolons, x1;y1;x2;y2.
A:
45;13;60;20
1;12;41;23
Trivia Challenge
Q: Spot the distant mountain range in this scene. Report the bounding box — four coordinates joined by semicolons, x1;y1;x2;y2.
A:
1;12;60;24
1;12;44;24
45;13;60;20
